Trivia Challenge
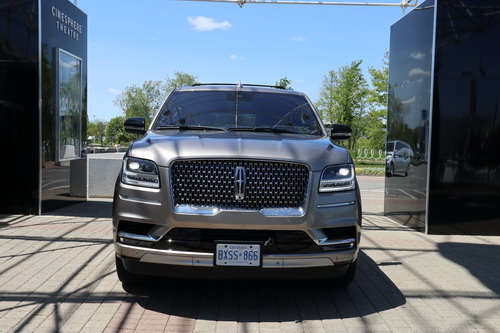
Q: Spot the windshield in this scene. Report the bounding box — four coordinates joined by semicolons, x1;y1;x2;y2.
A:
386;142;395;153
153;90;322;135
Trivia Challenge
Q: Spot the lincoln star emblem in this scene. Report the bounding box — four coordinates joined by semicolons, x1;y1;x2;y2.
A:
234;166;246;200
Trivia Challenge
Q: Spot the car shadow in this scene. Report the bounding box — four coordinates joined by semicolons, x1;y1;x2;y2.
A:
121;250;405;322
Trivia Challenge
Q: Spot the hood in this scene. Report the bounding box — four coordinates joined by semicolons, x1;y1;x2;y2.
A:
127;131;351;172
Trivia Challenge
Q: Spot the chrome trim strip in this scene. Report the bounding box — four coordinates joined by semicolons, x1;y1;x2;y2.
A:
117;231;160;242
139;253;334;268
120;182;161;193
117;244;355;268
141;254;207;266
119;195;161;206
315;237;356;247
283;258;334;268
260;207;304;217
316;201;356;209
174;205;220;215
173;204;305;217
425;0;438;235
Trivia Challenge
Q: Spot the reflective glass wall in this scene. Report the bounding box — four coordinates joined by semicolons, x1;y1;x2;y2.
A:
0;0;40;214
387;0;500;235
41;0;87;212
428;0;500;235
385;0;434;231
0;0;87;215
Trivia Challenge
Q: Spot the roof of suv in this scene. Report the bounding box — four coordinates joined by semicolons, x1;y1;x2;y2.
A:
176;83;306;96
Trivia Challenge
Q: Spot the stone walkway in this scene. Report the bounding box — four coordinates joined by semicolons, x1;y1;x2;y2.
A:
0;191;499;332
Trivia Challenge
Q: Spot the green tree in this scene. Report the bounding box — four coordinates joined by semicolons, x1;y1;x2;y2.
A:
114;80;164;123
87;119;107;146
114;72;198;124
368;51;389;107
316;60;369;150
365;51;389;151
275;77;292;89
87;120;96;142
164;71;198;93
105;116;134;145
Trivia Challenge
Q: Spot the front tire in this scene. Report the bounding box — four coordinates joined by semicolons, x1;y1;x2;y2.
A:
115;256;143;286
404;164;410;176
386;163;395;177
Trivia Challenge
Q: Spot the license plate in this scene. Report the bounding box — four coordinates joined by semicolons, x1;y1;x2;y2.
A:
215;243;261;267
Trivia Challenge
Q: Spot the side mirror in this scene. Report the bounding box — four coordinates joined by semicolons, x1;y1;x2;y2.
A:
124;117;146;135
330;124;352;141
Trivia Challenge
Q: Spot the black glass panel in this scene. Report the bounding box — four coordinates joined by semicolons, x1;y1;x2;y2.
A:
385;0;434;230
0;0;40;214
41;0;88;212
429;0;500;235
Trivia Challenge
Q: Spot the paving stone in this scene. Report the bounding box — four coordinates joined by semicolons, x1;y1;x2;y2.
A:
0;193;499;333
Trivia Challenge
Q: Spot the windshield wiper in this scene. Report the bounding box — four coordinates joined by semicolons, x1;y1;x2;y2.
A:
228;127;298;134
155;125;227;131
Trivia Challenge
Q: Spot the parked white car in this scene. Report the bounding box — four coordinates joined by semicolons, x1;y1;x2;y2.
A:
386;140;414;177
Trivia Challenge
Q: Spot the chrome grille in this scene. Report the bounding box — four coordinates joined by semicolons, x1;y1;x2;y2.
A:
170;160;309;210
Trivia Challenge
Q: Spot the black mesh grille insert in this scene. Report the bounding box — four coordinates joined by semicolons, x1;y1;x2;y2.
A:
154;228;322;254
170;159;309;210
322;226;357;240
118;221;155;235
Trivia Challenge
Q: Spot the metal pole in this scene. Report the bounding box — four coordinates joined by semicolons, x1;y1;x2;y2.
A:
177;0;417;10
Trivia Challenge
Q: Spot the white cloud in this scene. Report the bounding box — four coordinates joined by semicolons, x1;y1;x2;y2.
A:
402;96;416;104
409;68;430;76
187;16;232;32
294;79;304;84
291;36;307;42
229;54;243;60
410;51;425;60
107;88;121;94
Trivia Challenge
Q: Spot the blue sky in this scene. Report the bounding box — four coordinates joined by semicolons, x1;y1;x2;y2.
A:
77;0;409;121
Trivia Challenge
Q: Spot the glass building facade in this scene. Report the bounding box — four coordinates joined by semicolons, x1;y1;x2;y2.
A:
386;0;500;235
0;0;87;214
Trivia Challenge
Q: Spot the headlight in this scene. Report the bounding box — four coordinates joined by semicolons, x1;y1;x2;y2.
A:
319;164;355;192
121;157;160;188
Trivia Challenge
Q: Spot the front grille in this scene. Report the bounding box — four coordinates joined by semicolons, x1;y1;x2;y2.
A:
170;160;309;210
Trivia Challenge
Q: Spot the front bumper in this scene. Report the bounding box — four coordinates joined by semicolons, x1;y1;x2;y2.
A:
113;167;361;278
115;242;357;268
116;242;356;280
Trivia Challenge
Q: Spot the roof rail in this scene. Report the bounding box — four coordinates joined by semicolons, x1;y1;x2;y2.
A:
191;83;287;90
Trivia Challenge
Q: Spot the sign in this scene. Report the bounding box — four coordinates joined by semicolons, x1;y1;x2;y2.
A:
51;6;83;41
215;243;261;267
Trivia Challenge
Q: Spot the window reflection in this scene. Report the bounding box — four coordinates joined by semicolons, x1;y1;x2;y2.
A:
385;0;434;231
58;49;82;162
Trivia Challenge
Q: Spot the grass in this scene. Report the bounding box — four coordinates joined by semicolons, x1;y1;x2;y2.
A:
353;159;385;176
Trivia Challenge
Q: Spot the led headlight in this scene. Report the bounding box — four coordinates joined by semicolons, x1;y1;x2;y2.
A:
319;164;355;192
121;157;160;188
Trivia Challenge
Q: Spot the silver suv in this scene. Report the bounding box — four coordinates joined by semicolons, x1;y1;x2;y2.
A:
113;84;361;286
